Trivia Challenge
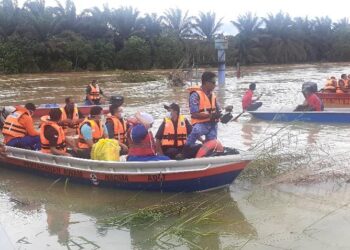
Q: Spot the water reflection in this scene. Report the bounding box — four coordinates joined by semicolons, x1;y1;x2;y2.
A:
241;122;263;148
1;168;256;249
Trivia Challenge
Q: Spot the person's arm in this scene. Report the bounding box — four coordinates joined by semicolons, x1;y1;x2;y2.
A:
50;147;72;156
155;122;165;155
20;115;39;136
135;112;152;129
105;120;114;139
185;119;192;135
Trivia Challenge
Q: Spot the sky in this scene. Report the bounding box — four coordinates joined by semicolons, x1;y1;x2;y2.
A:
18;0;349;35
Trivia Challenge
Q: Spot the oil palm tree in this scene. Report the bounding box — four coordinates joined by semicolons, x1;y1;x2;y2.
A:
262;12;307;63
0;0;20;40
231;12;265;64
194;11;223;41
161;8;193;39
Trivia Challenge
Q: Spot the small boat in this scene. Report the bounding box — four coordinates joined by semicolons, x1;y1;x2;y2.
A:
315;92;350;108
249;109;350;123
0;147;253;192
33;103;110;118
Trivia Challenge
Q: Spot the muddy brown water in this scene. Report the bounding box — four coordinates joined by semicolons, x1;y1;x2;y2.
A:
1;63;350;249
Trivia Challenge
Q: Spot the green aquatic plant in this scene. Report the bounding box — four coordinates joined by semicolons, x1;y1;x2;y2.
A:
116;71;159;83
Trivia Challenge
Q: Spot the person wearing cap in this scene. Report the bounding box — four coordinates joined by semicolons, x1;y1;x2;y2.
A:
242;83;262;111
185;71;221;154
2;103;40;150
85;80;108;105
77;106;108;158
105;103;129;154
127;112;170;161
295;86;324;111
155;103;192;159
40;108;76;156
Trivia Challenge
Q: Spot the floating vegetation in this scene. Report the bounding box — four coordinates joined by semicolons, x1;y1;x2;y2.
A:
101;191;251;249
115;71;159;83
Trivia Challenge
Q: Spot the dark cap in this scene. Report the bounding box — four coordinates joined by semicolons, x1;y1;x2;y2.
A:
164;103;180;114
90;106;103;116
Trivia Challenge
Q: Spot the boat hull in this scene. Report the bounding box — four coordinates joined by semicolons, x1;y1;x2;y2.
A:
0;147;252;192
249;110;350;123
316;92;350;108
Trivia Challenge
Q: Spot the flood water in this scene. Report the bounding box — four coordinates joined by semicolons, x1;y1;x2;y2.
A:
1;63;350;249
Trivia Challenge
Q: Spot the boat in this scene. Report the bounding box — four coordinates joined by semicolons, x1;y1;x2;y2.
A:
33;103;110;118
315;92;350;108
0;146;253;192
249;108;350;123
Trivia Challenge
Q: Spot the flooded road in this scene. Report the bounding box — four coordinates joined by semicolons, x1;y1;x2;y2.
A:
1;63;350;249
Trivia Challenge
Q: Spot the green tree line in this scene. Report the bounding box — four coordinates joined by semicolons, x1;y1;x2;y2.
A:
1;0;350;74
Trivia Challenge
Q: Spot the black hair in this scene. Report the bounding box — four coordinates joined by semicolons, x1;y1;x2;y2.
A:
90;106;103;116
109;104;120;115
201;71;216;85
65;97;72;104
249;83;256;90
49;108;62;121
25;103;36;111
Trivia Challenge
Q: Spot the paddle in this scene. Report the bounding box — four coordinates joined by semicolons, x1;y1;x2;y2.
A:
231;111;245;122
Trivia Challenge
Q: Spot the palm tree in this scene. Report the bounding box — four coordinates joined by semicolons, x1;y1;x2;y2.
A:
262;12;307;63
311;16;333;60
161;8;193;39
77;5;110;39
194;11;223;41
51;0;77;34
231;12;265;64
108;6;141;51
0;0;20;40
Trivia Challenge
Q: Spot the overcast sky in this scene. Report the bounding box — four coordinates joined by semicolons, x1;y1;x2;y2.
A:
18;0;349;35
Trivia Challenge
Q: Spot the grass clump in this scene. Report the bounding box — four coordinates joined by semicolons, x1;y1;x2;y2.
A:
116;71;159;83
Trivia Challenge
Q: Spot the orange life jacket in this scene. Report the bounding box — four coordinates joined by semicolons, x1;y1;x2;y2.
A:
106;114;127;144
336;80;345;94
40;119;66;154
78;119;104;149
2;108;29;142
127;128;156;157
87;84;100;101
344;79;349;89
60;106;79;132
161;115;188;147
190;89;217;125
324;79;336;91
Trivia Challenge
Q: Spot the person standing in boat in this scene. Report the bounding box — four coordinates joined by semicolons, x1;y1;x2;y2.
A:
105;103;129;154
126;112;170;161
155;103;192;159
2;103;40;150
40;108;75;156
183;71;221;158
85;80;108;105
295;86;324;111
242;83;262;111
77;106;108;158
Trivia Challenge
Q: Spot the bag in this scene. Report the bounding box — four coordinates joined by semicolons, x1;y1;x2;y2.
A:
91;139;120;161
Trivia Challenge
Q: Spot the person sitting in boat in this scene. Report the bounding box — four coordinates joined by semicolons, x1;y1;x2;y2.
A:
105;103;129;154
155;103;192;159
85;80;108;105
2;103;40;150
323;78;337;93
294;86;324;112
40;108;76;157
336;79;347;94
0;105;16;129
127;112;170;162
59;97;84;133
183;71;221;158
77;106;108;159
242;83;262;111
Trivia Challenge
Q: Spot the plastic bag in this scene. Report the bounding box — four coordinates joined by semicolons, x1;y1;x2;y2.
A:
91;139;120;161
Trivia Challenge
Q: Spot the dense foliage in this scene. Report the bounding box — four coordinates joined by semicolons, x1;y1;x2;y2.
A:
1;0;350;73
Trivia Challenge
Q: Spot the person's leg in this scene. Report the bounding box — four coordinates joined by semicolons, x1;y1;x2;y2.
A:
205;124;218;141
246;102;263;111
186;123;206;146
163;148;181;159
13;136;41;150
